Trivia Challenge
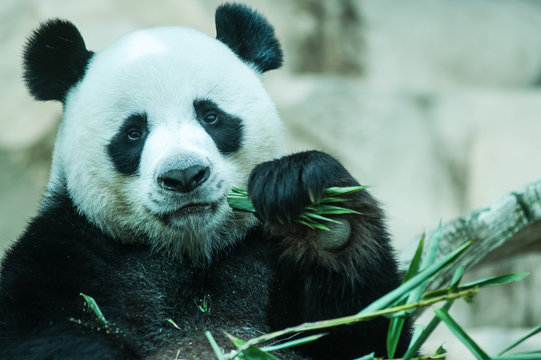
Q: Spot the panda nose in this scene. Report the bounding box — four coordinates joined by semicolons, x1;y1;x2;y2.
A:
157;165;210;193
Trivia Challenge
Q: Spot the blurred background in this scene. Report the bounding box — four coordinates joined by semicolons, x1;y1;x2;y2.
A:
1;0;540;358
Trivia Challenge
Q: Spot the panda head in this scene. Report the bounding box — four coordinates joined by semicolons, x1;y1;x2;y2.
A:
23;4;284;263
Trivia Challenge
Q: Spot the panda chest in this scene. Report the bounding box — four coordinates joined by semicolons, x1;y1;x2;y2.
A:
113;248;274;357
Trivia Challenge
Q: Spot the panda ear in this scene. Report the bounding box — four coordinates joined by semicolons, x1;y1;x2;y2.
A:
23;19;93;103
215;3;283;73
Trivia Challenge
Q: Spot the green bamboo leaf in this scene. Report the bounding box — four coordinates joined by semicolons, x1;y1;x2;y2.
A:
353;353;375;360
423;272;529;300
227;186;365;231
408;222;442;304
493;353;541;360
80;293;107;324
319;197;350;204
311;204;360;215
303;211;342;224
434;345;447;355
205;331;226;360
386;316;405;359
449;266;466;289
404;234;426;283
402;300;454;360
463;272;529;289
226;195;255;213
166;318;181;330
408;325;425;350
323;186;367;197
497;324;541;356
226;333;279;360
434;307;490;360
498;352;541;360
386;234;426;358
402;266;466;360
359;241;472;315
230;187;249;195
296;217;331;231
261;333;327;352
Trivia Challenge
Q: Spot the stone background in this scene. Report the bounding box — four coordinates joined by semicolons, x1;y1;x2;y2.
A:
1;0;540;358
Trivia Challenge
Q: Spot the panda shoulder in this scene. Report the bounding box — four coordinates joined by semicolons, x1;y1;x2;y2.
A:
0;195;120;296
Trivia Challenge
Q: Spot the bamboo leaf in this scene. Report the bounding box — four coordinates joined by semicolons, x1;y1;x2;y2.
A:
310;204;360;215
359;241;472;314
323;186;367;197
227;186;364;232
497;323;541;356
408;222;442;304
226;193;256;213
423;272;530;300
79;293;107;325
434;307;490;360
463;272;529;289
493;352;541;360
319;197;350;204
296;217;331;231
303;211;342;224
408;325;425;351
166;318;181;330
353;353;375;360
403;234;426;283
403;265;466;359
402;300;454;360
386;234;426;358
386;316;405;359
403;266;467;359
226;333;279;360
261;333;327;352
434;345;447;355
449;266;466;289
205;331;226;360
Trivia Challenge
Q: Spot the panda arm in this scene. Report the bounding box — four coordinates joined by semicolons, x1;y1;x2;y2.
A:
0;199;140;359
248;150;412;359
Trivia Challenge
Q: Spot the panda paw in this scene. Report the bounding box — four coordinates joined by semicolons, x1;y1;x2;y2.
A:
247;150;358;228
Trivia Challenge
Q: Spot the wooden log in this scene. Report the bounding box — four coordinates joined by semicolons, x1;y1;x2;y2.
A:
398;177;541;302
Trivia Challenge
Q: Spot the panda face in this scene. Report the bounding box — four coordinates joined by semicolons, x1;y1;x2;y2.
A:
42;24;283;262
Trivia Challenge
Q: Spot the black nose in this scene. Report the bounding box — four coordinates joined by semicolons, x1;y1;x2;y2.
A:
157;165;210;193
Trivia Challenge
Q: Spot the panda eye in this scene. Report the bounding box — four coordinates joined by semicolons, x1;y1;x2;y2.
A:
127;129;143;141
204;111;218;124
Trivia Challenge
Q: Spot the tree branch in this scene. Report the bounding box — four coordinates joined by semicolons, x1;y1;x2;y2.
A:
399;177;541;299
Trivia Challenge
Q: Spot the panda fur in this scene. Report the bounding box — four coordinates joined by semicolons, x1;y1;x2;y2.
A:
0;4;411;359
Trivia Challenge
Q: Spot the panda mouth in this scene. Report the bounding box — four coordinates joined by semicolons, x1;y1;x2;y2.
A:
176;202;214;214
155;201;220;223
169;202;215;215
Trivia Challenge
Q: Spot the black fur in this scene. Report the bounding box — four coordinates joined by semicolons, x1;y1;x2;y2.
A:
0;151;411;359
23;19;93;102
251;151;412;359
107;113;149;175
215;3;283;72
193;99;244;155
0;191;276;359
248;151;353;225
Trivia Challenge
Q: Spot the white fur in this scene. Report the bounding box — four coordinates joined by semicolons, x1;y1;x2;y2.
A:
47;26;284;263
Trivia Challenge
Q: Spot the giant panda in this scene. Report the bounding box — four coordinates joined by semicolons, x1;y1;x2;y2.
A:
0;3;411;360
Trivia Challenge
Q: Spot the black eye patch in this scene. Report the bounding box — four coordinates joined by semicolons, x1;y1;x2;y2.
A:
193;99;244;155
107;113;149;175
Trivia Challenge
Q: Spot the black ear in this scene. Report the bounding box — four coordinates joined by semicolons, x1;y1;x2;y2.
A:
215;3;283;73
23;19;93;102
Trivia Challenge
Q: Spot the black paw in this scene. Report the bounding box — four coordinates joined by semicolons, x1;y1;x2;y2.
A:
247;151;357;225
